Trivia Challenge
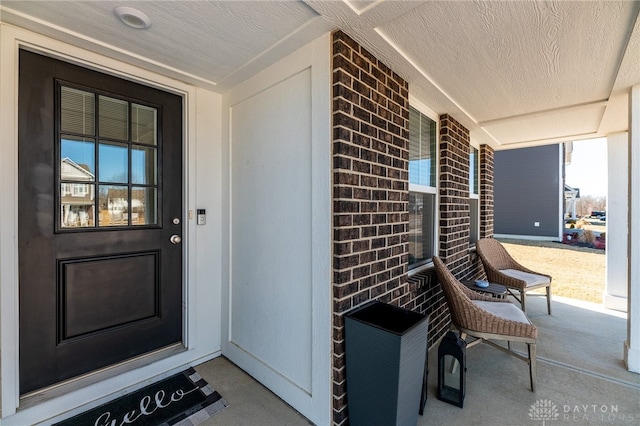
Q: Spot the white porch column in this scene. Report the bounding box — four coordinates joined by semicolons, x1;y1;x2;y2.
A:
605;132;628;312
626;85;640;372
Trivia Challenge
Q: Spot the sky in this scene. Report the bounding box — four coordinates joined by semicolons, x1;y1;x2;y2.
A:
62;138;151;184
565;137;608;197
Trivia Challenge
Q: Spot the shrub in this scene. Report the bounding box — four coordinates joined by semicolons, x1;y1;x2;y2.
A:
580;229;595;244
576;218;589;229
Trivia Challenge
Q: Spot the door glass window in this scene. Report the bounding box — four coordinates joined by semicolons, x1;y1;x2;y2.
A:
59;85;159;229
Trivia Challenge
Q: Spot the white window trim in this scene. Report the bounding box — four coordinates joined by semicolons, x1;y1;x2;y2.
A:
409;96;438;122
409;183;437;194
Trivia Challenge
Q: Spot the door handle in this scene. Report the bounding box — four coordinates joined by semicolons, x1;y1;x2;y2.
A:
170;235;182;244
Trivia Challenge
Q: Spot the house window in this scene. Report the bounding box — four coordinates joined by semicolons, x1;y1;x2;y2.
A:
72;183;88;197
469;146;479;244
409;106;437;268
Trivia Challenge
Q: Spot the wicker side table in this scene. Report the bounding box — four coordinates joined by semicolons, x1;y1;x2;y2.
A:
460;280;507;299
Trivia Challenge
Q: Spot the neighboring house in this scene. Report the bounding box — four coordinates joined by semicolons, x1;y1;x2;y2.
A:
565;183;581;219
1;2;640;426
61;157;95;227
493;144;565;241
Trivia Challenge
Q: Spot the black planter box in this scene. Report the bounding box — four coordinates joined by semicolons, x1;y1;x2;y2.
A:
345;301;429;426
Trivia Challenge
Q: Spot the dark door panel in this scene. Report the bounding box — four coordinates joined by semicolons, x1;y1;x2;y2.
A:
60;252;159;339
18;50;183;394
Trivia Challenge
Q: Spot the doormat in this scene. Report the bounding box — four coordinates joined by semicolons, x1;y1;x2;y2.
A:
54;368;228;426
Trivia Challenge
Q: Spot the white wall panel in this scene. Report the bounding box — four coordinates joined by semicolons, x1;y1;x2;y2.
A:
230;69;313;391
222;33;331;426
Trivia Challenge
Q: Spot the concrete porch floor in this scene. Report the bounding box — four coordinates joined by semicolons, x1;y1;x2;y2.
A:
194;295;640;425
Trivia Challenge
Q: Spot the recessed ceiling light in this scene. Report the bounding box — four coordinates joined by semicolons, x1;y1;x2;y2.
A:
114;6;151;30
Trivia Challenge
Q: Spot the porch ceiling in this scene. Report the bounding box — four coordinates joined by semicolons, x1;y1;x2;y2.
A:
2;0;640;149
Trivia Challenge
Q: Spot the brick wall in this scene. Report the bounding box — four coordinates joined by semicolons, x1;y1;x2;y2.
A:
407;268;450;347
332;30;419;425
331;31;493;425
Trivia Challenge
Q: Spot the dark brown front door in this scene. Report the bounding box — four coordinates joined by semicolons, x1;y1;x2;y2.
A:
18;50;183;395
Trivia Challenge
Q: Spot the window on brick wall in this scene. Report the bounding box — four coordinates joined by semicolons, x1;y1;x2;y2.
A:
469;145;479;245
409;106;437;269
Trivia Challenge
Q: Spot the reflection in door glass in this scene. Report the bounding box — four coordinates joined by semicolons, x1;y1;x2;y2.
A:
60;137;96;228
132;145;157;185
99;142;128;183
97;186;157;227
61;183;95;228
132;187;157;226
61;137;95;176
99;185;129;226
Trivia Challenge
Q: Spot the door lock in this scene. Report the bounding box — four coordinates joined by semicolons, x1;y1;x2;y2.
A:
170;235;182;244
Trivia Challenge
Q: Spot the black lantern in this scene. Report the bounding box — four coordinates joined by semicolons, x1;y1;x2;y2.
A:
438;331;467;408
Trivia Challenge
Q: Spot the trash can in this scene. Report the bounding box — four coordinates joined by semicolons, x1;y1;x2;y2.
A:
345;301;429;426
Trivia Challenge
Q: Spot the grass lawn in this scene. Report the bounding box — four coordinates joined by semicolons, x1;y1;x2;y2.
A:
495;238;605;304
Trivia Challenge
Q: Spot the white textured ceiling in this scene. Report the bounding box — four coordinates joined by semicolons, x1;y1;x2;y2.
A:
1;0;332;89
2;0;640;149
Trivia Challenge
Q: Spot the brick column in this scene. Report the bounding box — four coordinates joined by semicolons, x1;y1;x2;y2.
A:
438;114;471;276
480;144;494;238
331;31;410;425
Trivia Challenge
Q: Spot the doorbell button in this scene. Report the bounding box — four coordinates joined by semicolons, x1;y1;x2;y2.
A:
197;209;206;225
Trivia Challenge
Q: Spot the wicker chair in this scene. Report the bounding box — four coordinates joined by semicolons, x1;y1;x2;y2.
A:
476;238;552;314
433;256;538;391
